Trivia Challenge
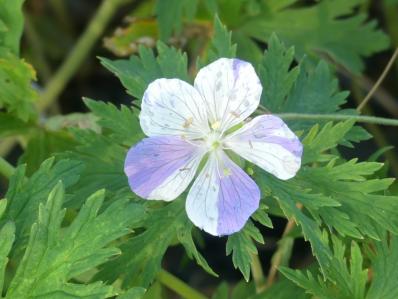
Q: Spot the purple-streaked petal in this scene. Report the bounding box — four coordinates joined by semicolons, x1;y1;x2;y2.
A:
124;136;205;201
186;151;260;236
194;58;262;133
140;78;210;139
224;115;303;180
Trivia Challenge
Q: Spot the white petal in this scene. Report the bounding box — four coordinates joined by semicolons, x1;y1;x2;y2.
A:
224;115;303;180
194;58;262;133
140;78;210;139
186;151;260;236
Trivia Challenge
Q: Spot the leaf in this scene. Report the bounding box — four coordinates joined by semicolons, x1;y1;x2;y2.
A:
259;34;300;113
155;0;198;40
281;237;367;299
19;130;77;175
0;113;33;138
4;183;146;299
0;0;24;55
96;200;215;288
83;98;143;146
226;220;264;281
203;15;237;65
117;287;146;299
1;158;83;248
0;49;38;121
0;221;15;296
366;232;398;299
258;34;349;130
101;41;189;101
241;0;390;73
212;282;229;299
251;278;310;299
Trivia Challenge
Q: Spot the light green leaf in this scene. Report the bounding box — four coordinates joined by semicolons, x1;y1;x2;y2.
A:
1;158;83;247
0;49;38;121
5;183;146;299
0;0;24;55
0;221;15;296
117;287;146;299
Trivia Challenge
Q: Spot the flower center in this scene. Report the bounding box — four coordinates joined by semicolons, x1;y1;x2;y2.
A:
205;132;222;151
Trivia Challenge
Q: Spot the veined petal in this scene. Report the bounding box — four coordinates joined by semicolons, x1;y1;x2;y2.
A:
224;115;303;180
124;136;206;201
186;151;260;236
194;58;262;133
140;78;210;139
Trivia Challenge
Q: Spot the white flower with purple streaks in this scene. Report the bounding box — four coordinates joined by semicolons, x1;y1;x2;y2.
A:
124;58;303;236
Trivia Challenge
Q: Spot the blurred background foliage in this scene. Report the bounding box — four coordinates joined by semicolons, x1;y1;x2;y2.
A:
1;0;398;298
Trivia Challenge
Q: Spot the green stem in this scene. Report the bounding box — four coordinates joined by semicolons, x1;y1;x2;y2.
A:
157;269;208;299
0;157;16;179
250;253;265;293
273;113;398;126
38;0;128;111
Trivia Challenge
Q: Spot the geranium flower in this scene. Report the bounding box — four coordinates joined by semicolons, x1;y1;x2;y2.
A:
124;58;303;236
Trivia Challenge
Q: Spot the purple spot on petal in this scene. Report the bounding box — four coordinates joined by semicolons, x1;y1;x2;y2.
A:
216;154;260;236
124;136;199;198
232;59;246;83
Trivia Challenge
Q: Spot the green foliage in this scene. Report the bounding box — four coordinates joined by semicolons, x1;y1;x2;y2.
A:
155;0;198;40
1;158;83;249
96;200;215;288
259;35;349;130
241;0;390;73
226;221;264;281
0;0;24;55
366;233;398;299
1;3;398;299
100;42;189;100
281;237;368;299
3;182;145;299
0;221;15;296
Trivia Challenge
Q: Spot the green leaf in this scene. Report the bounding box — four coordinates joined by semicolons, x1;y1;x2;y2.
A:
0;113;33;138
62;129;130;208
204;15;237;64
117;287;146;299
281;237;367;299
1;158;83;248
0;49;38;121
226;220;264;281
96;200;215;288
84;98;143;146
211;282;229;299
366;233;398;299
258;34;349;130
251;278;310;299
242;0;390;73
19;130;77;175
0;221;15;296
259;34;300;113
100;42;189;101
0;0;24;55
155;0;198;40
0;199;7;220
5;183;146;299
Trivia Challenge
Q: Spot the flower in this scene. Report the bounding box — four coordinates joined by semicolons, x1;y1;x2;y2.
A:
124;58;303;236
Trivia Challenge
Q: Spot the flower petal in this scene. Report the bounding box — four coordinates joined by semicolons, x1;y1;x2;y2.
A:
124;136;205;201
186;151;260;236
224;115;303;180
140;78;210;139
194;58;262;133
